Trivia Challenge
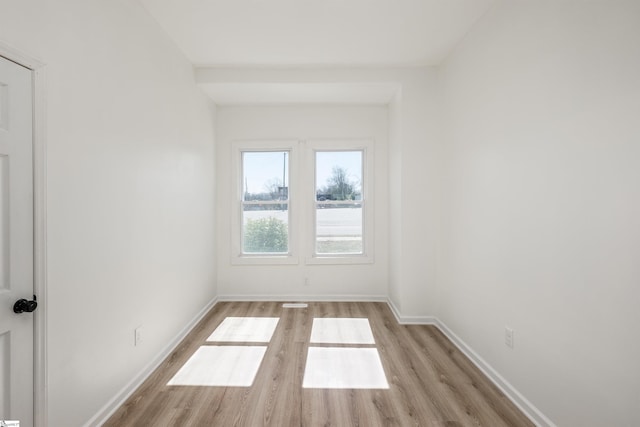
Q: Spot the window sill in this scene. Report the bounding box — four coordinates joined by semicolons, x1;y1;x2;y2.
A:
305;254;374;265
231;254;299;266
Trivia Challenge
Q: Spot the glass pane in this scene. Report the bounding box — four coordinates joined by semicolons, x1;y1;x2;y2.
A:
315;150;363;255
316;204;363;254
243;151;289;202
243;204;289;254
316;151;362;201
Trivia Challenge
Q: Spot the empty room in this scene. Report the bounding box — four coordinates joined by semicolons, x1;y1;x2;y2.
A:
1;0;638;426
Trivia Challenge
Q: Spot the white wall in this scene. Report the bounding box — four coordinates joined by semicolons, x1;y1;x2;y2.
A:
439;1;640;426
198;67;441;316
216;105;389;298
1;1;217;426
393;72;441;318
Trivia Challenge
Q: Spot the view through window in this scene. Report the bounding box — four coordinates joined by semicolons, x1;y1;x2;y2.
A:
241;151;289;254
233;140;372;263
315;151;363;255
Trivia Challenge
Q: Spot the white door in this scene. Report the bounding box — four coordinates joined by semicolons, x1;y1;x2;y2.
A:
0;56;34;427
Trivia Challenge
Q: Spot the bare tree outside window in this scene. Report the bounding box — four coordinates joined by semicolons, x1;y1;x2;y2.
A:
317;166;361;201
315;151;364;254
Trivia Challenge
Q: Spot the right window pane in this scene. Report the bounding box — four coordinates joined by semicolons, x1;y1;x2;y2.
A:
315;151;363;255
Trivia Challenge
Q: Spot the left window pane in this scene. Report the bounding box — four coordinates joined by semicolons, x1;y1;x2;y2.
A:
242;151;289;254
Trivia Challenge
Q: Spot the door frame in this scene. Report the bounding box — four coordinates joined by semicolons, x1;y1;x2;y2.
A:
0;41;47;427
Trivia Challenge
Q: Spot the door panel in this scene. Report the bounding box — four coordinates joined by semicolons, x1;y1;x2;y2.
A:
1;154;9;289
0;56;34;427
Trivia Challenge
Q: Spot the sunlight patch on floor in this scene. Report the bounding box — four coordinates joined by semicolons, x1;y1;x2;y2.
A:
207;317;280;342
167;346;267;387
310;318;375;344
302;347;389;389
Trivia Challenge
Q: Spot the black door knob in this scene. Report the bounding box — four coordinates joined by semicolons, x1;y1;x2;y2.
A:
13;295;37;314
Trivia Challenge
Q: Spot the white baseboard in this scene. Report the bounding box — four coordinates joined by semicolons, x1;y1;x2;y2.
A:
384;299;552;427
433;320;556;427
84;296;219;427
386;298;439;324
218;294;388;302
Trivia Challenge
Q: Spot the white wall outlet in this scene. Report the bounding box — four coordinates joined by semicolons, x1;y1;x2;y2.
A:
505;327;514;349
304;277;310;286
134;326;144;346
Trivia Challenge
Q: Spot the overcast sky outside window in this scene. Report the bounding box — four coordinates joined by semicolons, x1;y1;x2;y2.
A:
243;151;362;195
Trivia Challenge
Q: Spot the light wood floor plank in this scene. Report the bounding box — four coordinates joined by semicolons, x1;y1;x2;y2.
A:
105;302;534;427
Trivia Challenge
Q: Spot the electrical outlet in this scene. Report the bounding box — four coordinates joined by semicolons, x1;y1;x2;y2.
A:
134;326;144;346
304;277;310;286
505;327;514;349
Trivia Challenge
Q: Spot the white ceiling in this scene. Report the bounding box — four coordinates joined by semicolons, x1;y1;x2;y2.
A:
199;82;401;105
138;0;495;67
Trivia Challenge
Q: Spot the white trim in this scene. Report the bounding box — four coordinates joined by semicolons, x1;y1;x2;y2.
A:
230;254;299;266
0;40;48;427
84;297;219;427
218;294;388;303
0;41;45;71
385;299;554;427
304;254;373;265
434;320;556;427
230;139;300;265
305;139;375;265
386;298;438;325
32;64;48;427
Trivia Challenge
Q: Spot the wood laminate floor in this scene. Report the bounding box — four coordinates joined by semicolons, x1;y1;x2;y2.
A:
105;302;535;427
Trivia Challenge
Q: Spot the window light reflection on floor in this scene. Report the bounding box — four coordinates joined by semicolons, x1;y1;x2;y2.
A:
167;314;390;390
310;318;376;344
305;317;389;389
302;347;389;389
207;317;280;342
167;345;267;387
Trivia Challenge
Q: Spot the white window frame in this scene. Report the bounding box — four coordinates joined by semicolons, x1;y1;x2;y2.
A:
231;140;299;265
305;139;374;265
230;139;374;266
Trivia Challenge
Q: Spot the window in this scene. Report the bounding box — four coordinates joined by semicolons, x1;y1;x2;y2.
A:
314;151;363;255
232;140;298;265
306;140;373;264
241;151;289;254
232;139;373;265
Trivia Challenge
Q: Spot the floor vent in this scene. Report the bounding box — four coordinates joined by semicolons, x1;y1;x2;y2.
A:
282;303;308;308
